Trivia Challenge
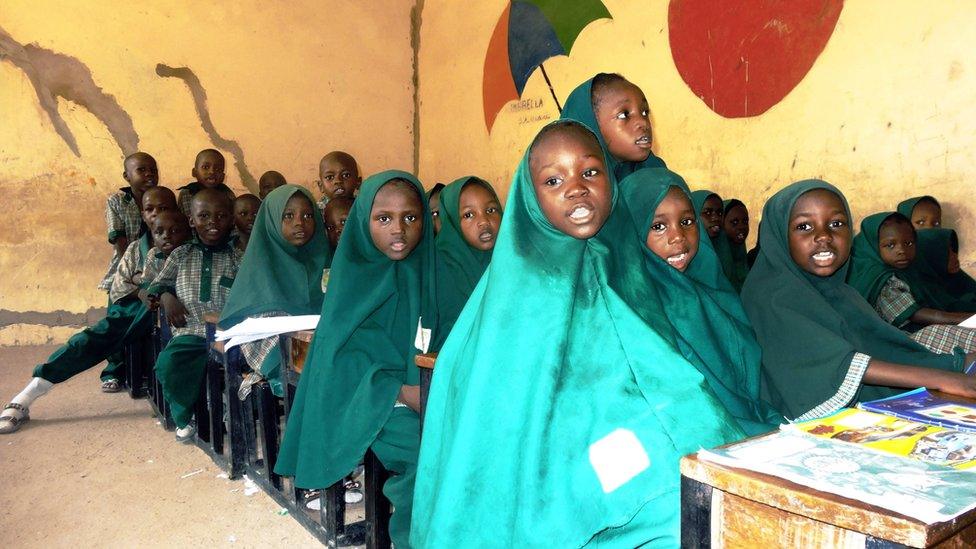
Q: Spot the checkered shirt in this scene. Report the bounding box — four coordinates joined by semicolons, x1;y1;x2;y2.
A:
99;188;144;290
911;324;976;355
874;275;920;328
177;184;237;218
239;311;287;372
109;235;151;304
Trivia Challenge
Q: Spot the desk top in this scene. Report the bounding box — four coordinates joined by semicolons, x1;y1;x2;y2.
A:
415;352;437;370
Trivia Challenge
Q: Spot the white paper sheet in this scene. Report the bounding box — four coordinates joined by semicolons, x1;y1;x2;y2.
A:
958;314;976;328
215;315;320;349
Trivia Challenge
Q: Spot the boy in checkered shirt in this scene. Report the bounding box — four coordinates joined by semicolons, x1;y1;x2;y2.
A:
148;188;240;442
176;149;237;218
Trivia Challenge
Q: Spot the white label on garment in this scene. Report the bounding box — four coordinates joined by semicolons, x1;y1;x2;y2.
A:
588;428;650;493
414;317;431;354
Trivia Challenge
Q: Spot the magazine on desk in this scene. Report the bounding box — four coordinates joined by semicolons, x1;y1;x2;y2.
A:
858;388;976;433
698;430;976;524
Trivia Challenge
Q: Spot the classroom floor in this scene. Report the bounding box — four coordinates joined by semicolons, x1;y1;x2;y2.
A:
0;345;322;548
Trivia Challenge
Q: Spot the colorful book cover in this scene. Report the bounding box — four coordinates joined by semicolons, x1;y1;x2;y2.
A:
785;408;976;470
858;388;976;433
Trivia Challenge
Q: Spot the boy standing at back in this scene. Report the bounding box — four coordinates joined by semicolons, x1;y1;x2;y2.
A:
148;188;240;442
315;151;362;210
177;149;237;217
232;194;261;256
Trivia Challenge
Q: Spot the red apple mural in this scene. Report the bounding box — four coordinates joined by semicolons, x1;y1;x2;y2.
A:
668;0;844;118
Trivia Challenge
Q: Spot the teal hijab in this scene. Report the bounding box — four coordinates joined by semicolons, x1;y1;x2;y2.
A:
722;198;750;292
434;176;499;334
412;121;743;547
560;74;667;181
917;228;976;312
897;195;940;221
274;171;436;488
691;190;736;283
620;168;783;434
741;180;964;420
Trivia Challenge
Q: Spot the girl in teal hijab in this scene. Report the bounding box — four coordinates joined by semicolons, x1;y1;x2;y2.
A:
434;176;502;335
275;171;436;549
412;121;743;548
917;228;976;308
741;180;975;422
897;195;942;229
721;198;751;292
620;168;783;435
218;185;331;396
691;190;736;284
561;73;667;181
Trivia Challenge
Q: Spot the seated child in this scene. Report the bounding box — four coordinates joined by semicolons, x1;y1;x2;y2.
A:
232;193;260;255
321;197;353;293
740;180;976;422
219;185;330;398
0;194;188;434
412;121;742;547
898;195;942;229
315;151;362;210
561;72;667;181
148;188;239;442
721;198;751;292
847;212;976;353
258;170;286;199
435;176;502;334
176;148;237;217
917;228;976;309
275;171;435;549
426;182;445;235
620;168;783;435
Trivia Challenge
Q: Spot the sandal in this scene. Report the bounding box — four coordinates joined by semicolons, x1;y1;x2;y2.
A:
0;403;29;434
344;478;364;504
101;379;122;393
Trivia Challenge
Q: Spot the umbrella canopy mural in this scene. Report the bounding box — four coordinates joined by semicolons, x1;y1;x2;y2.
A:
482;0;611;132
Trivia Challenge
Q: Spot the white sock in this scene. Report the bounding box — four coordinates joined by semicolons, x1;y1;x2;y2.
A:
10;377;54;408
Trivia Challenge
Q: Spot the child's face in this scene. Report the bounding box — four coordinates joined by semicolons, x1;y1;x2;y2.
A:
258;171;286;199
190;195;234;246
911;200;942;229
529;129;612;239
192;151;226;188
646;187;699;272
234;198;260;236
700;195;725;239
280;194;316;247
948;246;962;274
787;189;852;277
458;183;502;251
153;214;191;254
318;156;361;199
593;81;652;163
369;181;424;260
324;204;351;250
429;190;442;236
123;154;159;196
142;189;177;226
723;203;749;245
877;220;916;270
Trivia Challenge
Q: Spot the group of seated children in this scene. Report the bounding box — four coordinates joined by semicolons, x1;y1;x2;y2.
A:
5;70;976;548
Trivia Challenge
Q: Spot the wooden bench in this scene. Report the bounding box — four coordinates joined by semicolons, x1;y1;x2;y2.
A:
146;309;175;430
415;352;437;428
199;312;249;479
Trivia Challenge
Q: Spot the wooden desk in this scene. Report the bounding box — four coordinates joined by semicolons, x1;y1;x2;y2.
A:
285;330;315;375
414;352;437;426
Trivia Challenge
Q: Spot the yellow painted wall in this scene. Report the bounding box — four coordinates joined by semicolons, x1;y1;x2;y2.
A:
0;1;416;343
417;1;976;266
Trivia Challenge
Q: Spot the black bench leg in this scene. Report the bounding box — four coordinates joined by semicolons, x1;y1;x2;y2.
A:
364;449;392;549
224;349;248;479
207;358;224;455
257;385;282;490
680;475;712;549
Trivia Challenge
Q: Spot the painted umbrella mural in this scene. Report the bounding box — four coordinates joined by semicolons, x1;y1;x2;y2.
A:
482;0;611;131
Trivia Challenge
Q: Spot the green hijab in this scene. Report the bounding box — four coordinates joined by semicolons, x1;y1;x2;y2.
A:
691;190;736;284
917;228;976;311
218;185;331;329
434;176;499;334
620;168;783;435
560;75;667;181
412;122;743;547
741;180;964;420
897;195;940;221
274;171;436;488
722;198;750;292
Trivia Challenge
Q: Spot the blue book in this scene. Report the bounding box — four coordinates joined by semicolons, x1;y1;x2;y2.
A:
858;388;976;433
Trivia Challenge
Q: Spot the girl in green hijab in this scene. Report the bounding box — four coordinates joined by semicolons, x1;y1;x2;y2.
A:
897;195;942;229
620;168;784;435
274;171;436;549
691;190;736;284
434;176;502;334
218;185;331;397
917;228;976;308
741;180;976;422
412;121;743;548
721;198;751;292
560;73;667;181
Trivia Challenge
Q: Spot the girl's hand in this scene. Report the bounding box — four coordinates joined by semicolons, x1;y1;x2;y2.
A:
398;385;421;413
933;371;976;400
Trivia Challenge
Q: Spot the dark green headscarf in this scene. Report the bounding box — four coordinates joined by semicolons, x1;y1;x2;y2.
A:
620;168;783;435
275;171;436;488
722;198;750;292
691;190;736;285
560;75;667;181
412;121;742;547
741;180;964;421
917;228;976;312
897;195;941;222
434;176;499;334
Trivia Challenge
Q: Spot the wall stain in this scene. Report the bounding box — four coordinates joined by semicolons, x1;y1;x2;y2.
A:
155;64;256;190
0;25;139;157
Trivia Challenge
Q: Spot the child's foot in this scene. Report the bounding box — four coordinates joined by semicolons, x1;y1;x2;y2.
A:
101;379;122;393
175;424;196;443
343;478;364;504
0;403;29;434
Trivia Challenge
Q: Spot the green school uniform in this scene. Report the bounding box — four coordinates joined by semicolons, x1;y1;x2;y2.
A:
411;122;743;548
274;171;436;549
691;190;736;284
916;228;976;311
560;76;667;181
722;199;750;292
897;195;940;222
620;169;783;435
177;181;237;218
218;185;331;396
741;180;964;421
434;176;499;335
